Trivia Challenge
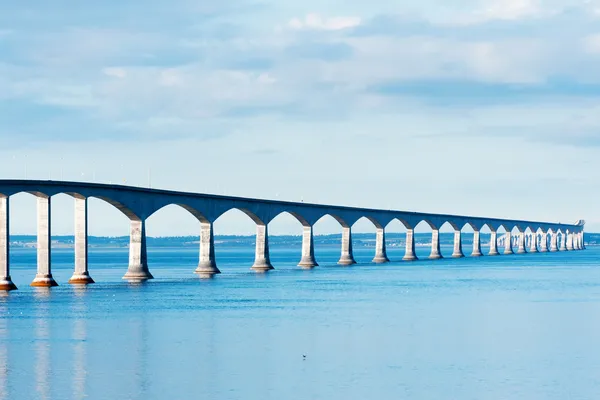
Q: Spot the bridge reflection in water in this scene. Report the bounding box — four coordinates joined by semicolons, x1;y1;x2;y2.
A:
0;180;586;291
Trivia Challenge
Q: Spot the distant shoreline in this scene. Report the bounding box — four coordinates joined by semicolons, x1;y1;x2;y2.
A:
8;232;599;249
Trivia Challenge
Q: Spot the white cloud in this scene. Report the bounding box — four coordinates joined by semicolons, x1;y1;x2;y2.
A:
480;0;542;20
288;13;361;31
103;67;127;78
582;33;600;53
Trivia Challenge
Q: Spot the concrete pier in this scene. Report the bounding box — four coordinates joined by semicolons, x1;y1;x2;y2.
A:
251;224;273;271
559;233;567;251
452;230;464;258
299;225;318;268
550;232;559;252
489;231;499;256
504;232;514;255
69;197;95;284
403;229;417;261
195;221;221;276
31;196;58;287
566;232;574;251
123;219;154;281
529;233;538;253
472;230;482;257
517;232;527;254
372;228;390;264
338;227;356;265
540;232;548;252
429;229;442;259
0;197;16;291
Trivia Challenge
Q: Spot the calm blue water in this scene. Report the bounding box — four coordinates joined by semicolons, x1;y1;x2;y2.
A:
1;244;600;400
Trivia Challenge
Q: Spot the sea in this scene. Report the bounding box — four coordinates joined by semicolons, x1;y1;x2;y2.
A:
1;244;599;400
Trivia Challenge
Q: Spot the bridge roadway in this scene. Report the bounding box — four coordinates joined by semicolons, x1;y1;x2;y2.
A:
0;179;586;291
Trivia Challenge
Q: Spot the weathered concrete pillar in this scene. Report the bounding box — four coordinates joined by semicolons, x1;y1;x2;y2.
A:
123;219;153;281
338;227;356;266
559;233;567;251
517;232;527;254
504;232;513;255
550;232;558;252
540;232;548;252
195;221;220;276
69;197;94;284
31;196;58;287
252;224;274;271
0;197;16;291
574;233;581;250
489;231;499;256
372;228;390;264
529;233;538;253
429;229;442;259
299;225;318;268
566;232;574;251
403;228;417;261
582;232;586;250
452;230;464;258
471;230;482;257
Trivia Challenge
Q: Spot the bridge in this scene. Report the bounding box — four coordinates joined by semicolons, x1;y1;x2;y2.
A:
0;179;585;291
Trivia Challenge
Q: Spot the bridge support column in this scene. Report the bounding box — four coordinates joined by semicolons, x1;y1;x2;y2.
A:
550;233;558;252
69;197;94;284
195;221;220;276
540;232;548;252
517;232;527;254
504;232;513;255
582;232;586;250
489;231;499;256
373;228;390;264
578;232;584;250
123;219;153;281
403;229;417;261
429;229;442;259
0;197;16;291
251;224;273;271
566;232;574;251
299;225;318;269
452;230;464;258
529;233;538;253
31;196;58;287
573;233;580;250
559;233;567;251
338;227;356;266
471;230;482;257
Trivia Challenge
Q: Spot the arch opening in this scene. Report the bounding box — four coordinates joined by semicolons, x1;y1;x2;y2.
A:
145;204;207;278
384;218;408;261
267;211;306;269
351;216;381;264
213;208;262;272
414;220;435;259
313;214;346;266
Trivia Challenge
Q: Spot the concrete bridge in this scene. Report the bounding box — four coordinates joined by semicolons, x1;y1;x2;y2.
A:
0;179;586;291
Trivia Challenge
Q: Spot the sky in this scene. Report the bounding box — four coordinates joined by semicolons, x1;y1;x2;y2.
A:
1;0;600;237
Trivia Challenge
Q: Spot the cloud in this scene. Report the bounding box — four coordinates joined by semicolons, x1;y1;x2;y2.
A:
103;67;127;78
477;0;542;21
288;13;361;31
583;33;600;53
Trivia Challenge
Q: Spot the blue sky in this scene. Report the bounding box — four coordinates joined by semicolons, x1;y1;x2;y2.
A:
1;0;600;236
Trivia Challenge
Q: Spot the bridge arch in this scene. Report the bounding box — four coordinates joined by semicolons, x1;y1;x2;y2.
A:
267;211;311;267
211;208;268;271
351;216;382;263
